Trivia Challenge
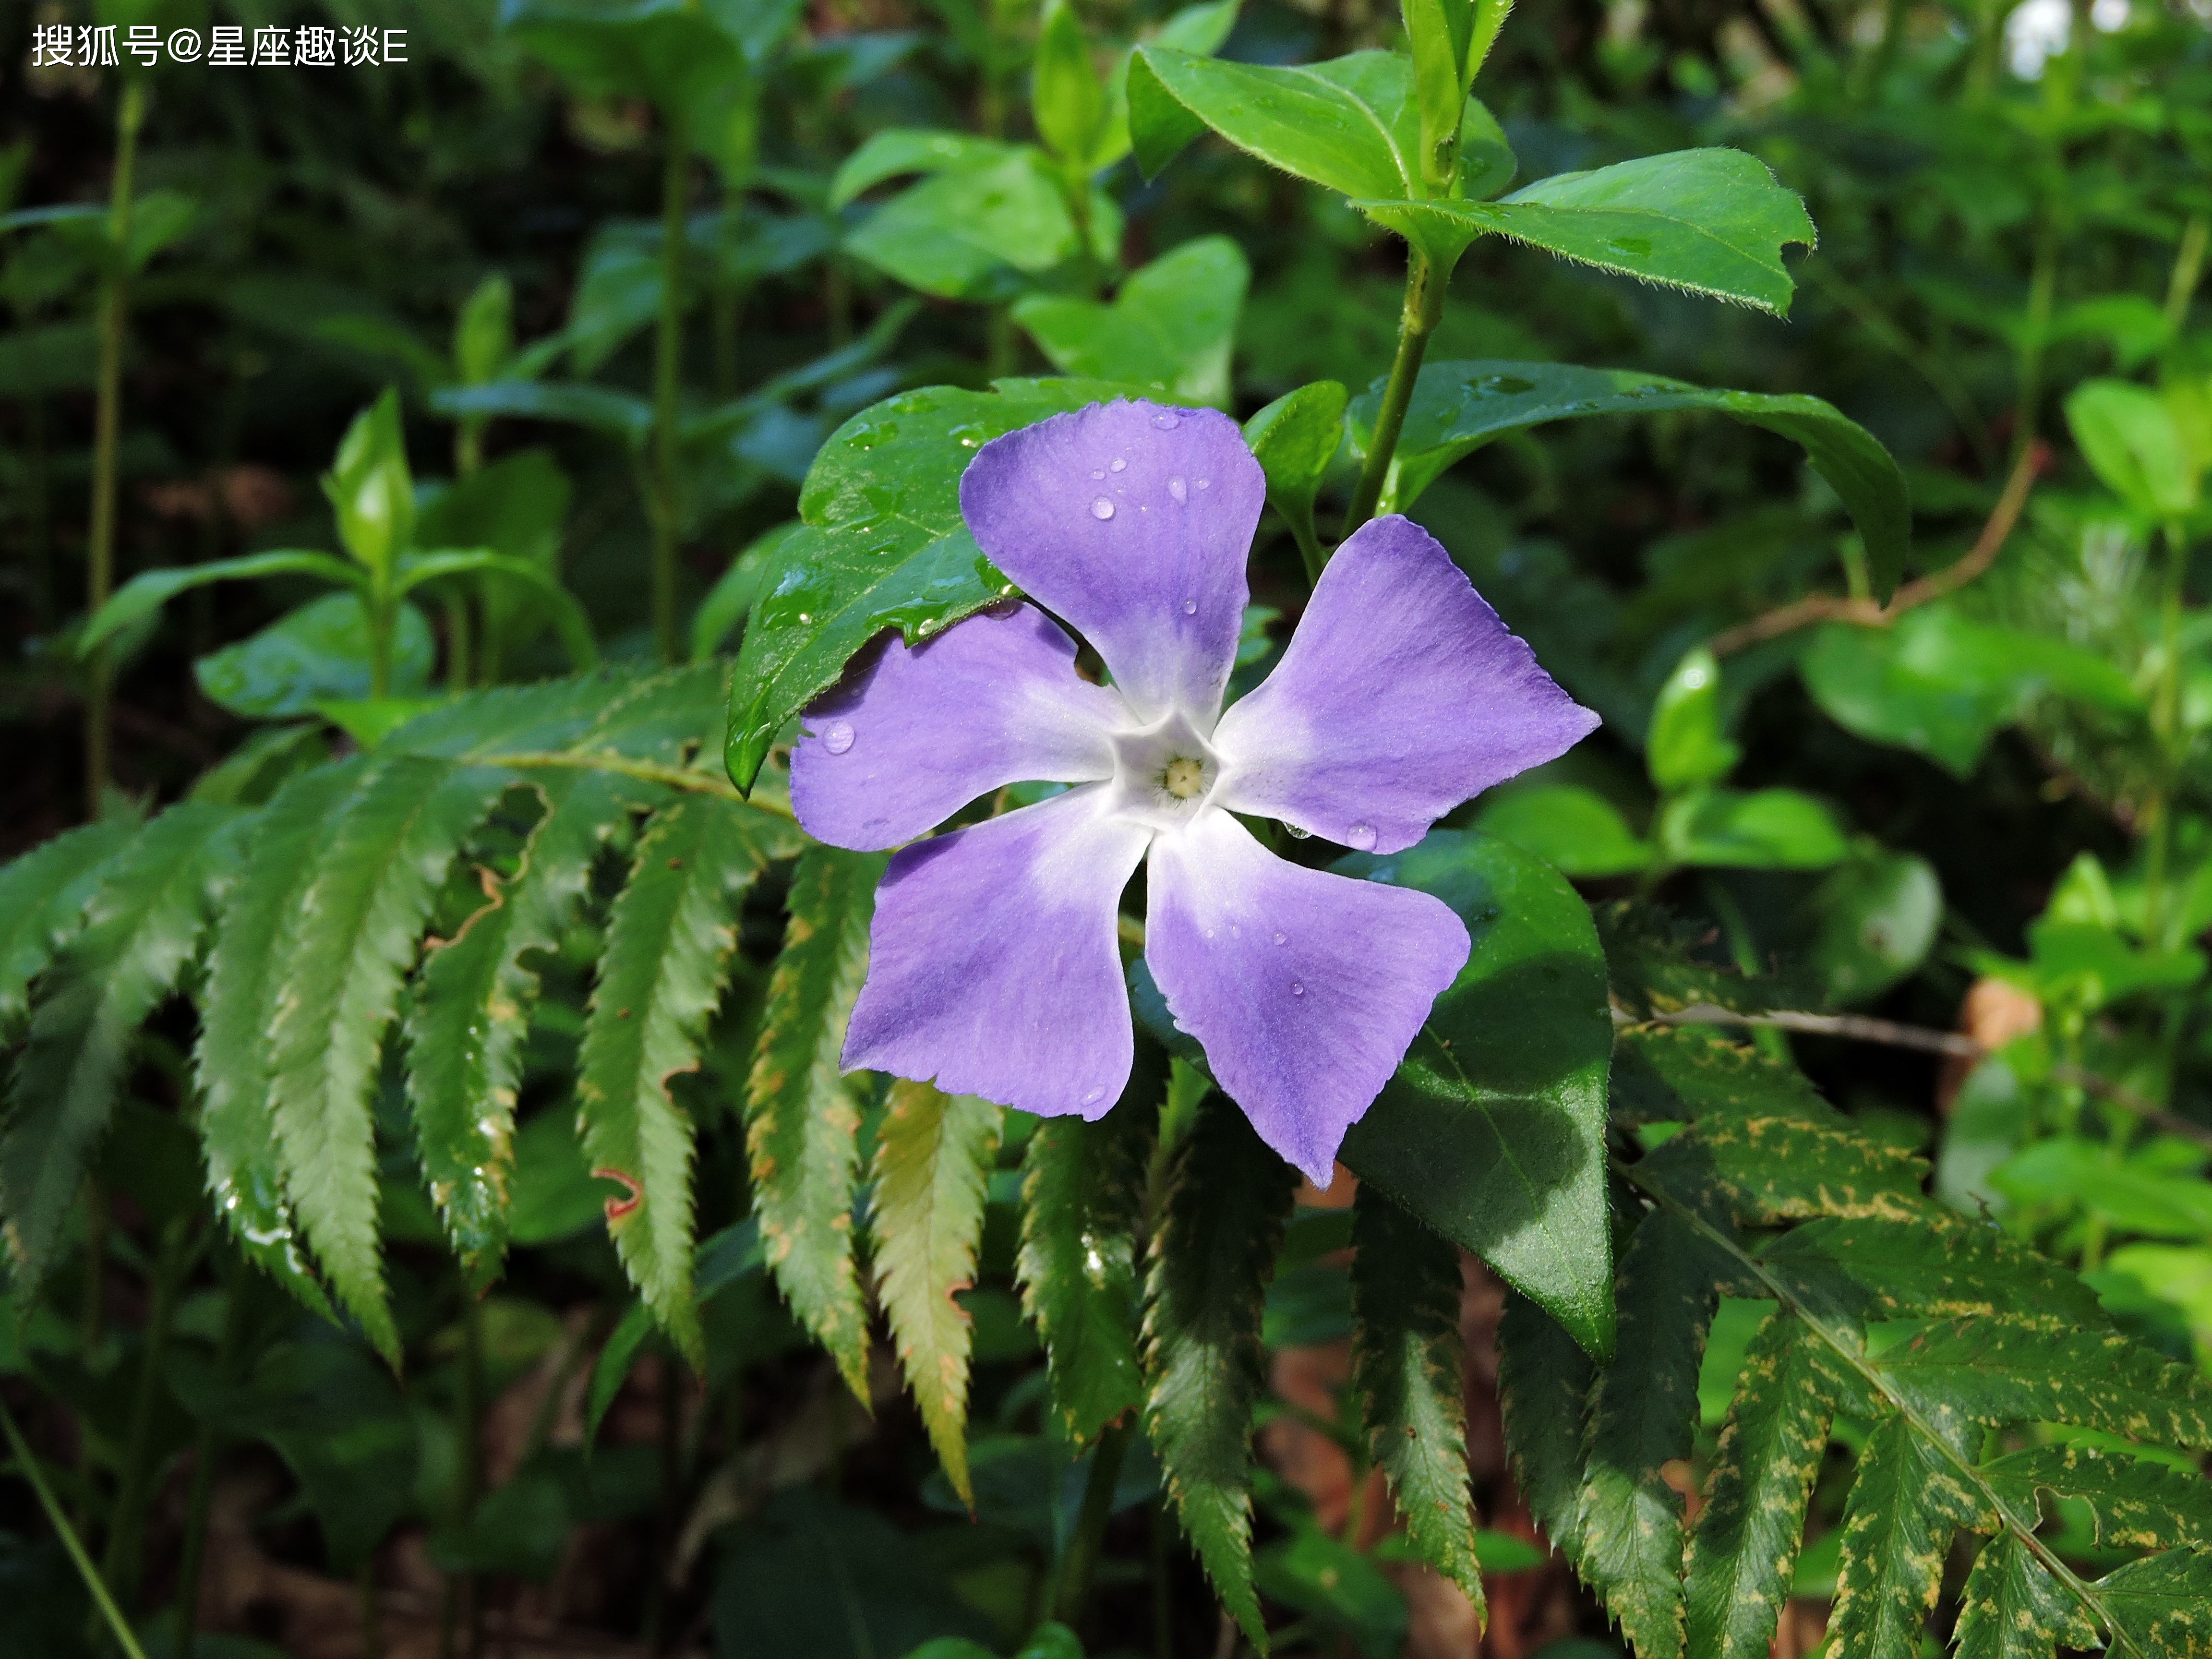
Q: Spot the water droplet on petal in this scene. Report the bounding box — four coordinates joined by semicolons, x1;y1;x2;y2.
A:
1091;498;1115;520
1285;823;1310;840
1110;456;1127;472
1291;981;1306;996
1273;931;1286;945
1090;468;1106;480
1181;598;1197;615
1168;476;1187;503
1151;411;1180;429
1347;821;1377;851
1196;477;1210;490
1081;1086;1105;1106
822;720;855;755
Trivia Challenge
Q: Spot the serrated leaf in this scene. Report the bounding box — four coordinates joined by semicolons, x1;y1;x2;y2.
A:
745;844;888;1397
1017;1050;1162;1446
1577;1211;1730;1659
0;812;142;1032
1338;830;1615;1359
2096;1547;2212;1656
1346;360;1908;595
264;757;513;1360
1826;1414;1989;1659
1495;1290;1598;1575
1980;1443;2212;1551
1683;1312;1838;1659
1;802;244;1282
1954;1532;2099;1659
1142;1094;1297;1648
1610;1023;1842;1127
1597;904;1803;1020
1875;1318;2212;1450
406;768;658;1278
580;795;780;1364
1761;1212;2113;1333
1349;1186;1482;1609
724;378;1168;792
1639;1114;1926;1224
871;1082;1002;1503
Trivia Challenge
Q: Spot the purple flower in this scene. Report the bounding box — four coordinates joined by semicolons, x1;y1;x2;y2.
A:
791;399;1598;1184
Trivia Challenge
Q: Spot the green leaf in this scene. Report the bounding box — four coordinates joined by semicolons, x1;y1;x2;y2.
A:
1473;785;1652;878
1809;849;1941;1005
1142;1094;1297;1648
394;550;599;670
1495;1291;1599;1582
725;377;1162;791
1242;379;1349;562
1682;1313;1838;1659
1128;48;1422;198
500;0;752;116
829;130;1023;209
580;795;781;1363
405;768;655;1277
1954;1532;2099;1659
1013;236;1249;409
586;1298;656;1446
1577;1211;1730;1659
324;388;415;579
1348;1187;1483;1608
1610;1024;1839;1125
1032;0;1108;169
1826;1414;1987;1659
1402;0;1475;192
871;1082;1003;1503
1760;1212;2114;1333
1361;149;1815;317
2066;378;2200;519
745;845;888;1397
195;762;358;1316
454;273;514;385
1658;787;1850;870
1647;647;1740;792
0;813;141;1033
844;152;1119;301
1338;830;1616;1359
1979;1443;2212;1551
1873;1318;2212;1450
1640;1114;1926;1224
264;757;514;1359
78;550;364;658
1016;1060;1160;1446
194;593;436;719
693;521;804;662
2096;1547;2212;1656
0;803;243;1282
1345;360;1908;593
427;380;656;448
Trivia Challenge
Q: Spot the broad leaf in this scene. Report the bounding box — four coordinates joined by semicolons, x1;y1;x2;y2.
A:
1474;784;1652;878
1979;1443;2212;1551
1338;830;1615;1359
1647;646;1740;792
843;151;1120;301
427;380;656;447
1242;379;1348;566
1657;787;1850;870
828;130;1021;209
394;550;600;669
194;593;435;719
1013;236;1249;408
2095;1548;2212;1655
1874;1319;2212;1450
79;550;363;658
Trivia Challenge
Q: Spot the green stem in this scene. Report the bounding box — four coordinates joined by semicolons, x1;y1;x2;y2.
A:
646;1354;683;1652
2164;214;2208;337
443;595;472;695
1054;1421;1130;1628
27;389;52;630
99;1217;193;1619
2009;217;2058;468
367;589;394;701
174;1260;250;1659
651;108;689;666
86;80;146;821
0;1398;151;1659
1342;252;1444;539
2142;519;2192;950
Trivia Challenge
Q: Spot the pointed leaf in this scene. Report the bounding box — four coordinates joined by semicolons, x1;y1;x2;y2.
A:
1760;1212;2113;1333
580;795;781;1364
1349;1187;1482;1609
1639;1114;1926;1224
745;845;889;1397
1875;1318;2212;1450
2096;1548;2212;1656
1495;1290;1598;1575
1980;1443;2212;1552
1142;1094;1297;1647
1954;1533;2099;1659
78;550;361;658
1014;237;1250;409
0;813;141;1032
871;1082;1003;1503
1826;1414;1989;1659
1128;48;1421;197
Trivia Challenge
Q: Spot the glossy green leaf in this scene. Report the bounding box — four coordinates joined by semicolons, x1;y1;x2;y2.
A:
1682;1313;1838;1659
1346;360;1908;592
2066;378;2200;519
1647;647;1740;792
395;550;599;669
580;794;781;1363
1242;379;1348;561
1017;1058;1160;1446
1473;784;1652;878
1032;0;1108;169
79;550;364;659
1954;1532;2099;1659
1129;47;1421;198
0;813;141;1034
1348;1187;1483;1607
871;1082;1003;1503
1760;1211;2113;1333
1659;787;1849;870
0;803;243;1282
745;845;888;1397
693;522;804;662
844;151;1120;301
1338;830;1616;1359
324;388;415;579
1494;1291;1599;1582
1013;236;1249;409
725;377;1162;791
1361;149;1815;316
1142;1094;1296;1647
194;593;435;719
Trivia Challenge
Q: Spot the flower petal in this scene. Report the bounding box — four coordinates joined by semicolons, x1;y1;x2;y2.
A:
1211;515;1600;854
792;604;1126;852
959;399;1263;727
1143;810;1469;1185
843;787;1150;1118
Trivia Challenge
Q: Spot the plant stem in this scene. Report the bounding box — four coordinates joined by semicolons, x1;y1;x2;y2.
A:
1055;1421;1130;1628
28;390;52;630
99;1216;192;1619
1150;1500;1175;1659
0;1397;150;1659
86;80;146;820
2142;519;2193;950
442;1287;486;1659
1342;251;1444;539
2009;216;2057;469
651;107;689;665
443;595;472;694
2165;214;2208;336
367;589;393;700
174;1259;250;1659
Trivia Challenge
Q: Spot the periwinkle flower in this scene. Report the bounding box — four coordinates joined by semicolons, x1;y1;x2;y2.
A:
792;399;1597;1184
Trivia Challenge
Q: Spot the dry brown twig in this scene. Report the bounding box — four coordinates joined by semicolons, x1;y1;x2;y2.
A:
1708;440;2044;657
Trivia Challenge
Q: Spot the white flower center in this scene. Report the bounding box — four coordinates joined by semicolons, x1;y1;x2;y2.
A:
1161;756;1207;800
1107;709;1221;831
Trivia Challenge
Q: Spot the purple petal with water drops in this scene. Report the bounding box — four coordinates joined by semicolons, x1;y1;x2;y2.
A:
843;786;1150;1118
1142;810;1469;1186
1211;514;1599;855
959;399;1263;727
791;604;1127;852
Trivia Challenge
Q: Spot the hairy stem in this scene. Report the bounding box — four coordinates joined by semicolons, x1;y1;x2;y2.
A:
651;108;689;665
86;80;146;820
1343;252;1444;538
0;1398;150;1659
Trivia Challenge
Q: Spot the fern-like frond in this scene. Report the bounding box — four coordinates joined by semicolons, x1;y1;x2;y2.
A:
0;809;144;1032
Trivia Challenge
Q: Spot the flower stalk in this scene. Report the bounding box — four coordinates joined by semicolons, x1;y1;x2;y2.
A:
651;108;690;664
86;80;147;818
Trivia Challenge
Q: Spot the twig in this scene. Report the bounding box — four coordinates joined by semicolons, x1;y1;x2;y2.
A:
1709;440;2042;657
1630;1001;2212;1150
